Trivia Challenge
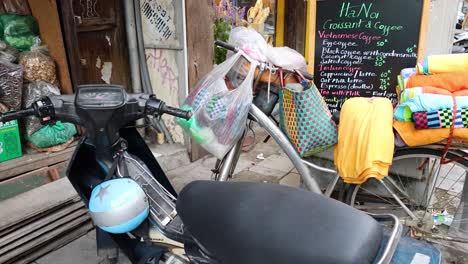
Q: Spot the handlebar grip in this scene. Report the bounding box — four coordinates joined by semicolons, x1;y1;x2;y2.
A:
162;105;192;120
215;40;237;52
0;108;35;123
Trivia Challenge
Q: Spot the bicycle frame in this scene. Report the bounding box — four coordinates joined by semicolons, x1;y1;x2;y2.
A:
216;103;340;195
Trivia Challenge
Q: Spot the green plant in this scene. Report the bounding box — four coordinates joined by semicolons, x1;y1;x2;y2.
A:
212;0;246;64
214;19;231;65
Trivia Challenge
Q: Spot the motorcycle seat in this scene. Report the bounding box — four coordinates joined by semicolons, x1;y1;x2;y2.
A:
177;181;383;264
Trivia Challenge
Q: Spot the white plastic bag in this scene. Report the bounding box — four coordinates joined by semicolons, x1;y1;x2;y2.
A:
228;27;308;71
177;52;258;159
228;27;269;62
266;47;307;71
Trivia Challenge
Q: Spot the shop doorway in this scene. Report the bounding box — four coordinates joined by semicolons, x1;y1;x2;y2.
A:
284;0;307;55
59;0;130;89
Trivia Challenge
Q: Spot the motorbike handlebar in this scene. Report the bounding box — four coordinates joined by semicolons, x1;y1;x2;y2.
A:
0;94;192;125
0;108;35;123
145;96;192;120
161;105;192;120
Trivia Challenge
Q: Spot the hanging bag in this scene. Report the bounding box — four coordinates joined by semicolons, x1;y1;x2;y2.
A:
177;51;258;159
278;70;337;157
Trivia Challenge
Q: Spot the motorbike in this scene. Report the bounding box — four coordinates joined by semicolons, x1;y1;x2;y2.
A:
453;30;468;53
0;85;442;264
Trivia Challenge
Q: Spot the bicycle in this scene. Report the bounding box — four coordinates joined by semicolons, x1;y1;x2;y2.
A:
211;40;468;248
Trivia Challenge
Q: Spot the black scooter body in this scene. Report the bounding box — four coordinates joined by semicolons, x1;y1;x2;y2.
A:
66;127;179;263
67;127;177;203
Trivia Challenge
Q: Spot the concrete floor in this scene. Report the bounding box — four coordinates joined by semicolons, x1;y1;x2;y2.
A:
35;231;131;264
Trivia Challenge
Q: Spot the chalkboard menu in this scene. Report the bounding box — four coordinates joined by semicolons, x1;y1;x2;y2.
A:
314;0;424;112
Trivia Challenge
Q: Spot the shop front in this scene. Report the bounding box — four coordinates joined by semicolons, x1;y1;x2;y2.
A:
0;0;76;200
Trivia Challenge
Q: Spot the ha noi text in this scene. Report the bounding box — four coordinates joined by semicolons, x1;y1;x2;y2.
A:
322;2;404;37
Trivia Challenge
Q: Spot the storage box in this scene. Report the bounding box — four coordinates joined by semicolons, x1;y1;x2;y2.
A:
0;119;22;162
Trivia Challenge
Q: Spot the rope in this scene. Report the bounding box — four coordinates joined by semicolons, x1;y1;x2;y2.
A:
441;95;468;164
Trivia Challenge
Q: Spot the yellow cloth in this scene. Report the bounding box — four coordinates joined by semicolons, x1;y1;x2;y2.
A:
417;53;468;74
393;120;468;146
334;98;395;184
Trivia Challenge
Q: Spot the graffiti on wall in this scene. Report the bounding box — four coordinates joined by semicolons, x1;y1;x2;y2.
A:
146;49;184;143
146;49;178;96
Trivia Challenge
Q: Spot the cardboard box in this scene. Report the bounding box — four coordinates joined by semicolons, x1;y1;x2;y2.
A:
0;119;22;162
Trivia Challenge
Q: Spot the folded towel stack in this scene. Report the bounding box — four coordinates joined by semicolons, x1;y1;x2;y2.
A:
393;54;468;147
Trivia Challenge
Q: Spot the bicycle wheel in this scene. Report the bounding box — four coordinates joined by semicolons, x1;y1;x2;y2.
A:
344;148;468;244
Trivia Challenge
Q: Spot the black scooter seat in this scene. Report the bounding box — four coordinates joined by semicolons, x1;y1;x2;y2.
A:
177;181;383;264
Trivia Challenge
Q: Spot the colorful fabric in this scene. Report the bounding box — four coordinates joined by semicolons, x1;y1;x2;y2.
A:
334;97;394;184
417;54;468;75
406;72;468;92
393;120;468;146
279;82;337;157
401;68;417;79
394;94;468;121
413;112;429;129
413;109;468;129
206;96;227;120
399;87;452;104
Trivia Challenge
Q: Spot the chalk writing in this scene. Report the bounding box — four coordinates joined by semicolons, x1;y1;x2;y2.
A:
314;0;423;113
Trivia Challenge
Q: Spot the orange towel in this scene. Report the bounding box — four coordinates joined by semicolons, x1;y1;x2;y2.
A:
406;72;468;92
393;120;468;146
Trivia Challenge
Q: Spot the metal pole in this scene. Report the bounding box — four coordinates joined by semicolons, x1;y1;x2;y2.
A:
460;171;468;234
218;137;243;182
378;179;418;220
249;105;322;194
123;0;142;93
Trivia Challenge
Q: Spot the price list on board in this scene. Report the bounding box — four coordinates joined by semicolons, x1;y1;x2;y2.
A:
314;0;424;112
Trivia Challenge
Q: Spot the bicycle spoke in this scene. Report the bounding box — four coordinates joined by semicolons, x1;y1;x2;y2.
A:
435;163;456;190
359;186;399;207
422;160;443;220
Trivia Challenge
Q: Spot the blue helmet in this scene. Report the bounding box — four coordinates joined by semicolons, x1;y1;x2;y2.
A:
89;178;149;234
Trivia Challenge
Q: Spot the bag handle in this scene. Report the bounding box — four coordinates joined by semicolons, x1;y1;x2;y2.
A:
295;70;307;81
279;68;284;87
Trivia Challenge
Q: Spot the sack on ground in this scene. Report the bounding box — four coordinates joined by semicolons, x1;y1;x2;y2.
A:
23;81;60;137
28;121;76;149
0;59;22;110
0;14;40;51
20;46;58;85
177;52;257;159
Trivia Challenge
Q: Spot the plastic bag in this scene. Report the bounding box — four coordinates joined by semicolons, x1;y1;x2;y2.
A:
228;27;269;62
28;121;77;148
0;40;19;62
0;59;23;110
1;0;32;15
177;52;257;159
0;14;40;51
266;47;307;71
228;27;308;71
23;81;61;137
20;46;58;85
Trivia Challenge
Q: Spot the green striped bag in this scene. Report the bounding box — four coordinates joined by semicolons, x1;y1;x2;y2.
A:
278;71;337;157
